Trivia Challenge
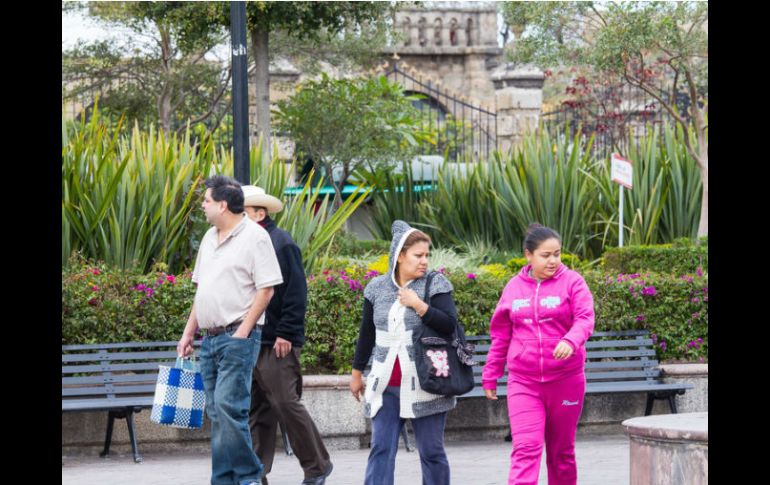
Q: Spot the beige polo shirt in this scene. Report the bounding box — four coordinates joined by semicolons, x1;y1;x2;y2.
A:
192;214;283;329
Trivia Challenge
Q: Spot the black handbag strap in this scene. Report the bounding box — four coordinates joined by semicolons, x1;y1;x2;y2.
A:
423;271;438;302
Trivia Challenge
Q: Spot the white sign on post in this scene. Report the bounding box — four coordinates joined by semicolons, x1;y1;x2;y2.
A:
611;153;633;189
611;153;633;247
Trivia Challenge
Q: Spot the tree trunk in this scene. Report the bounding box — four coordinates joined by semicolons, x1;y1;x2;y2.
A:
157;26;173;135
697;146;708;237
250;24;271;166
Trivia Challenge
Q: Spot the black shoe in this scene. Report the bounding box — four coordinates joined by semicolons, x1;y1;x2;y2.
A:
301;462;333;485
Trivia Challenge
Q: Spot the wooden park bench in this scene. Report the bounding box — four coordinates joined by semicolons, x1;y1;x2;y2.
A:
463;329;693;414
62;340;295;462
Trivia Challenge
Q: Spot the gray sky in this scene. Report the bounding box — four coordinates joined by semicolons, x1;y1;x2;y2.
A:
62;8;125;48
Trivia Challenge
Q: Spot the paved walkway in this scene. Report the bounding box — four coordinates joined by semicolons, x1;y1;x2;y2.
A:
62;433;629;484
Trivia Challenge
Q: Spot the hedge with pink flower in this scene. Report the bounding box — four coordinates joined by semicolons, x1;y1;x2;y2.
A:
63;253;707;373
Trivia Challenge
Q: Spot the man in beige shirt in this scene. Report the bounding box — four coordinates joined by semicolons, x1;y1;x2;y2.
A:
178;175;282;485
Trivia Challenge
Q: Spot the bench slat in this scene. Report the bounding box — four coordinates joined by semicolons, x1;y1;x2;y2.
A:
586;370;660;380
585;339;653;349
62;373;160;385
585;360;658;369
591;330;649;337
62;384;158;397
586;349;656;359
61;341;184;351
62;396;155;411
586;382;693;393
62;362;174;374
62;350;180;363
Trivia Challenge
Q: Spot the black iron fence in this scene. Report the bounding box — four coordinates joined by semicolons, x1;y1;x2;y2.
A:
384;61;497;163
541;74;703;160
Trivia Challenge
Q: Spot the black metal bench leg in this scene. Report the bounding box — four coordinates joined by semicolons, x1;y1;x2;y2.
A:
401;420;413;452
668;395;678;414
644;394;655;416
279;421;293;456
100;411;116;458
125;409;142;463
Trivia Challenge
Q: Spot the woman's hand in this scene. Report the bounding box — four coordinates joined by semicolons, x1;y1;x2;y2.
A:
398;288;425;312
553;340;575;360
350;370;365;402
484;389;498;400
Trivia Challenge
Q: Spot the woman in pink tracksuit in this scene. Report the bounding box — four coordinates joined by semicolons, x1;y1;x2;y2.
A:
483;224;595;485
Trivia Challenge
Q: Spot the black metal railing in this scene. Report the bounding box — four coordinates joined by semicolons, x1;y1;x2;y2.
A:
541;74;703;160
383;61;497;163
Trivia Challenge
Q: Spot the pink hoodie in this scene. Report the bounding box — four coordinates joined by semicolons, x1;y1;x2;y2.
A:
482;263;595;388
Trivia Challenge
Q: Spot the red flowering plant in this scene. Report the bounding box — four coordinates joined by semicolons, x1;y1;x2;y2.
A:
62;254;195;344
587;269;708;363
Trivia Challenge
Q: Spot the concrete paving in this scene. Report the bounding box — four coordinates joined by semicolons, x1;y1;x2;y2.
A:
62;432;629;485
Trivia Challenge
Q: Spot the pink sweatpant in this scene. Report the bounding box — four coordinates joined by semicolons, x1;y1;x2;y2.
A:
506;373;586;485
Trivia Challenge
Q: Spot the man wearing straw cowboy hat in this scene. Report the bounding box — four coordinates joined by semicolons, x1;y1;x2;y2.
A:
242;186;333;485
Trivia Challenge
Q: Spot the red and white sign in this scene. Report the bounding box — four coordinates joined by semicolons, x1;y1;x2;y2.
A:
611;153;633;189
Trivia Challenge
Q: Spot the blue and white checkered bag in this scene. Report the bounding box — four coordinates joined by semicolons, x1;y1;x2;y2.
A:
151;357;206;429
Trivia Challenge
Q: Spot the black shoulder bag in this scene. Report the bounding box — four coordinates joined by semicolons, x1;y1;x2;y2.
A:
411;271;476;397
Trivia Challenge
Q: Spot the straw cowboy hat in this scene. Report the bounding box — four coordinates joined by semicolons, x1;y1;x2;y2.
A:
241;185;284;213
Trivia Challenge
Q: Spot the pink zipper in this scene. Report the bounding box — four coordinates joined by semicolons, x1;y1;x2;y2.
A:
534;280;544;382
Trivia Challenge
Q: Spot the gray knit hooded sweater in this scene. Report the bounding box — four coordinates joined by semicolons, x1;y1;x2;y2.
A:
360;220;457;419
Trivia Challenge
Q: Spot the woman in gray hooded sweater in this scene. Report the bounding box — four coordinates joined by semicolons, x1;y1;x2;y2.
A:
350;220;458;485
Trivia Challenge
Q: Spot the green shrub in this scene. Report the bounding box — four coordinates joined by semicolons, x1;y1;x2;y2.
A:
585;269;708;363
63;257;708;371
602;241;707;275
62;255;195;344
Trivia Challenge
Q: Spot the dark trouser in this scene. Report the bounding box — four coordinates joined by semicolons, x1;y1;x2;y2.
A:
365;386;450;485
249;345;331;480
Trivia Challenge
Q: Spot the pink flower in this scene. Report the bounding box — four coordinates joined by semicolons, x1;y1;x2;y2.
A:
691;298;700;303
659;341;667;351
348;280;363;291
166;275;176;284
91;285;99;292
326;276;334;283
135;284;146;291
697;338;703;343
636;315;646;322
308;274;315;281
322;270;329;275
696;267;703;277
88;298;98;306
467;273;476;280
145;287;155;297
438;267;446;274
641;286;657;296
90;268;101;275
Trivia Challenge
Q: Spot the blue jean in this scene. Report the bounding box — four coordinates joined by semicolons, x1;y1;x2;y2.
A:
200;326;263;485
365;386;450;485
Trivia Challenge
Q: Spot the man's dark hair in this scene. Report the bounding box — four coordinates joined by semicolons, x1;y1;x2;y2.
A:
204;175;244;214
